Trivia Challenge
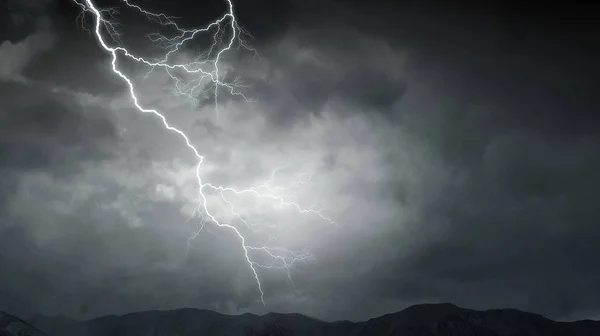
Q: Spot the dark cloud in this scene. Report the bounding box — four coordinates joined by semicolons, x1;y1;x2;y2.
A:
0;81;118;172
0;78;119;318
367;125;600;319
1;0;599;324
243;29;407;127
251;0;600;321
0;24;55;80
1;0;53;38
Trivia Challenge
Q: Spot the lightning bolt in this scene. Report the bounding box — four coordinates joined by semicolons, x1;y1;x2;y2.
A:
73;0;335;305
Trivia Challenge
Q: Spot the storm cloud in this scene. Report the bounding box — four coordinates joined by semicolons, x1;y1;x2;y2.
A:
0;0;598;323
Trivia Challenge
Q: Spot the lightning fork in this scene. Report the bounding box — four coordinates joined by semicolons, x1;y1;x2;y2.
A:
74;0;335;305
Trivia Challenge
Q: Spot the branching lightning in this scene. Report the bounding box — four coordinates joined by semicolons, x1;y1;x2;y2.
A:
73;0;334;305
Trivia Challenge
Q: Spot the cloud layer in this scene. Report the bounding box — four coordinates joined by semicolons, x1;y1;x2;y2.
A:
1;0;598;323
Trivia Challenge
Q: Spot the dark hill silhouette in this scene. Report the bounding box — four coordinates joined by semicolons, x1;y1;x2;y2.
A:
0;310;48;336
0;303;598;336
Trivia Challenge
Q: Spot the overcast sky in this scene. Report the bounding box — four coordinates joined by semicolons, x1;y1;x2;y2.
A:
1;0;599;323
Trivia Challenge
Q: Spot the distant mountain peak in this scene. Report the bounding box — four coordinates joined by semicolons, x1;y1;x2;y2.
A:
9;303;600;336
400;302;462;313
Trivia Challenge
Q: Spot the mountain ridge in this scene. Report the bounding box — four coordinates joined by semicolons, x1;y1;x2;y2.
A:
0;310;48;336
1;303;598;335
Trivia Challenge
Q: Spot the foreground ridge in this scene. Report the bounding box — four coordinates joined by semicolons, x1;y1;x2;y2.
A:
0;303;596;336
0;311;48;336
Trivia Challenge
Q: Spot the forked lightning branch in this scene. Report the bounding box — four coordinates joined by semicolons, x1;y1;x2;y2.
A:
72;0;335;305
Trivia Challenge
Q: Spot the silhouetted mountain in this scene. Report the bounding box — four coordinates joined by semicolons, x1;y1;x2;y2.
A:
3;303;598;336
0;311;48;336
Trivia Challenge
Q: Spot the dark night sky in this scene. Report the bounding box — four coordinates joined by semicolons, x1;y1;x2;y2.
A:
1;0;599;323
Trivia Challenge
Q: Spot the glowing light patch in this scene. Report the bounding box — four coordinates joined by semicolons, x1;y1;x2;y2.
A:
73;0;335;305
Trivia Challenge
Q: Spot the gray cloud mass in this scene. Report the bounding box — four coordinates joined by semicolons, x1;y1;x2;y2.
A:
0;0;598;324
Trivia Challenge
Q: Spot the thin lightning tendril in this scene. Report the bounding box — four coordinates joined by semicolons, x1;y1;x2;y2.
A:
74;0;334;305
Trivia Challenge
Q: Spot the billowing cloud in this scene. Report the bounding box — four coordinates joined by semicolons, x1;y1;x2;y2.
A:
1;0;598;324
0;29;56;80
0;0;57;81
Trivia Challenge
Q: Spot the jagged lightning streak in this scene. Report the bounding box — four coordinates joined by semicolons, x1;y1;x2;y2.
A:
74;0;334;305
